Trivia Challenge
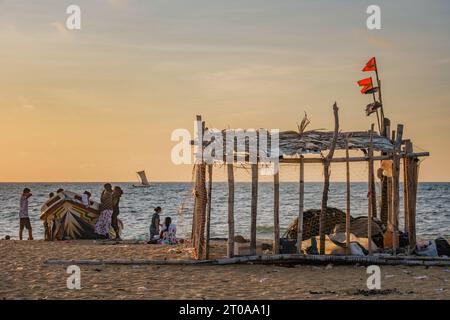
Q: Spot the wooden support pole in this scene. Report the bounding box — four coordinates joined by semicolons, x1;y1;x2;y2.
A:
192;163;207;259
368;124;375;255
408;157;419;248
298;156;305;253
227;164;235;258
319;102;339;255
405;140;418;249
273;166;280;254
380;118;391;225
392;124;404;254
345;137;351;255
403;141;411;237
250;163;258;255
205;164;213;260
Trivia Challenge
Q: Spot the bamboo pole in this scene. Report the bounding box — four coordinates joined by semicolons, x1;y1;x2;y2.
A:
368;124;375;255
345;137;351;255
250;163;258;255
297;156;305;253
319;103;339;255
273;166;280;254
205;164;213;259
227;163;235;258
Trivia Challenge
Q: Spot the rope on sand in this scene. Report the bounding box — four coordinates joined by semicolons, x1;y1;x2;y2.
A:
44;254;450;267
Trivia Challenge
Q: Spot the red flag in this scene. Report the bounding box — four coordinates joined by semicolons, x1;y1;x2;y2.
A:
362;57;377;72
357;77;373;94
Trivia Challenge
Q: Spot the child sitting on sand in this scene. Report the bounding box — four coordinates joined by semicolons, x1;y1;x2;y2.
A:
159;217;177;245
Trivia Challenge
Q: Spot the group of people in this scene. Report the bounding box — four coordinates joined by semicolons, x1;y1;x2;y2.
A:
18;185;177;244
148;206;178;245
95;183;123;240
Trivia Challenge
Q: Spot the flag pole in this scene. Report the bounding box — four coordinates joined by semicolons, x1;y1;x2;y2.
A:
374;57;385;130
372;91;382;133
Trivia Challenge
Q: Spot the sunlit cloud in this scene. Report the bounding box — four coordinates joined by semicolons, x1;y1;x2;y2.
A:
50;21;68;35
366;35;394;49
18;96;36;110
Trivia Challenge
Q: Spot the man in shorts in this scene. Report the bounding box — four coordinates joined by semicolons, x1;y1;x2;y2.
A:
19;188;33;240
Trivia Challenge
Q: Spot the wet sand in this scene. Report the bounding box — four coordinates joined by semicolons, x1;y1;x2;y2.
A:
1;240;449;300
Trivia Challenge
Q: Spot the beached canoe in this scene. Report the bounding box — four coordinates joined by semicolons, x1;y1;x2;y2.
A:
40;191;122;240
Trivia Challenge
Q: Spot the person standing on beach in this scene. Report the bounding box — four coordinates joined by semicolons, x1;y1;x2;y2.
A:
148;206;161;243
111;186;123;241
95;183;114;239
19;188;33;240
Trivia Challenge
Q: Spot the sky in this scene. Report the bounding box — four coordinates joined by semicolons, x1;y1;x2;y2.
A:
0;0;449;182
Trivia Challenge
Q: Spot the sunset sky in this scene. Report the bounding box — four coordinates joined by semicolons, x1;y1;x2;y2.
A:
0;0;449;182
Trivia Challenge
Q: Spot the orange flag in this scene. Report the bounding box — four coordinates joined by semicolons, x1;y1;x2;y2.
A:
357;77;373;94
362;57;377;72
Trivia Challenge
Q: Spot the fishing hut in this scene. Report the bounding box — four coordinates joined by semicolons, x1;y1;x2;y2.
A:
191;57;430;261
190;106;429;260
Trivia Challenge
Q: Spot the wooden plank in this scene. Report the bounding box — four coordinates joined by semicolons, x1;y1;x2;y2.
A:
227;163;235;258
280;152;429;164
298;156;305;253
205;164;213;259
250;163;258;255
273;167;280;254
345;137;351;255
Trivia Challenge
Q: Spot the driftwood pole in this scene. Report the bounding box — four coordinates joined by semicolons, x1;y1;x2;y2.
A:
393;125;403;254
368;124;375;255
380;118;391;225
345;137;351;255
273;165;280;254
319;102;339;255
205;164;213;259
227;163;235;258
405;140;418;249
403;141;411;237
298;156;305;253
250;163;258;255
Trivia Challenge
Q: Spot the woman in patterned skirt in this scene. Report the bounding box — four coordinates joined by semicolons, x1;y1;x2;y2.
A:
95;183;114;239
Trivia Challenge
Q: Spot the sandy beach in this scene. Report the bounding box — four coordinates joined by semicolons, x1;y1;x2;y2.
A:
1;240;449;300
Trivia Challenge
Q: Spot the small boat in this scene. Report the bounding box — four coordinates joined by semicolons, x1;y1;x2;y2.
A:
40;190;122;240
133;170;151;188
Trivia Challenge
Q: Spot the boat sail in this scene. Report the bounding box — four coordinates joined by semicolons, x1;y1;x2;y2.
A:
134;170;151;187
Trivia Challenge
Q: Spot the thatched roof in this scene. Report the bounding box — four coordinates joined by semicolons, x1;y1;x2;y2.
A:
201;129;394;158
278;130;393;155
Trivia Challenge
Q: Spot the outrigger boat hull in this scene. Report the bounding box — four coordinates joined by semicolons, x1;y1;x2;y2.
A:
40;191;122;240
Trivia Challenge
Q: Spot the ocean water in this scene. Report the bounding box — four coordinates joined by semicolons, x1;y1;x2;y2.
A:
0;182;449;240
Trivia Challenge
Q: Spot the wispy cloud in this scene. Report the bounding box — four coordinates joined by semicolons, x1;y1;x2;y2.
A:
366;35;394;49
104;0;130;8
50;21;69;36
18;96;36;110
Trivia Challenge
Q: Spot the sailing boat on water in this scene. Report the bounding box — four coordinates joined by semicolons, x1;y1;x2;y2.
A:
133;170;151;188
